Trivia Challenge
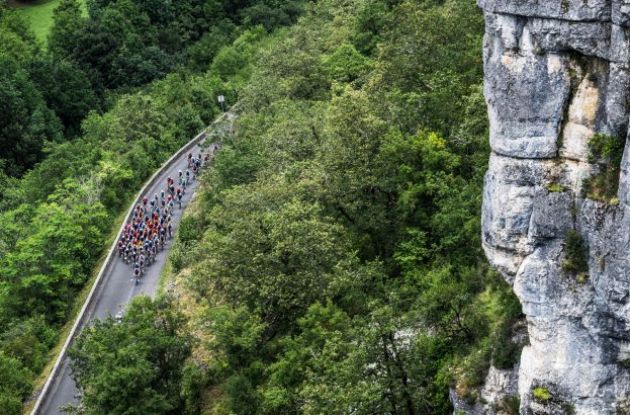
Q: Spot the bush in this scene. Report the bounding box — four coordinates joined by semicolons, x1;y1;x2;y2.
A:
453;341;491;402
532;386;552;403
588;133;624;166
584;134;624;202
0;352;32;415
322;43;373;83
67;296;193;415
561;230;589;276
169;241;197;273
546;183;565;193
180;362;208;415
0;392;22;415
178;215;203;245
491;319;523;370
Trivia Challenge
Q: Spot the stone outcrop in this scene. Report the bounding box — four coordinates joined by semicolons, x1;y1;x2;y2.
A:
478;1;630;414
451;365;520;415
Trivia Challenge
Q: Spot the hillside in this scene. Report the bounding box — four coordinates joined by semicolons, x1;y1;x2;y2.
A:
65;1;524;414
0;0;303;413
0;0;527;414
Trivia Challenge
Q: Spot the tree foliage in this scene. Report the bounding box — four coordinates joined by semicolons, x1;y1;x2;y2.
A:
67;296;193;415
0;3;273;407
143;1;524;414
0;53;62;176
0;0;524;413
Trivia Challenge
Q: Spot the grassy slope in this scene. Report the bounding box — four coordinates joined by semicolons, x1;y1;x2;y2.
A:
14;0;86;44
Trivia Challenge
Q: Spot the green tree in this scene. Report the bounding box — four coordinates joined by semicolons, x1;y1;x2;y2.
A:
1;198;107;323
369;0;484;136
0;315;56;373
48;0;86;59
0;55;62;176
185;22;237;71
192;183;357;331
322;43;372;83
0;7;38;64
238;0;304;31
263;302;454;415
67;296;192;415
29;58;100;136
0;352;32;415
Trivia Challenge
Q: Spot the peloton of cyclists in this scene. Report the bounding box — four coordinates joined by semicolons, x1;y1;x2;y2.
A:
117;148;212;284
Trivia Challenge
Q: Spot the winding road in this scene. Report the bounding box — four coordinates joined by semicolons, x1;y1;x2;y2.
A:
32;112;235;415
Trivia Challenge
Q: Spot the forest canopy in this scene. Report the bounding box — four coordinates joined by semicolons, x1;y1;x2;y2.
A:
0;0;524;414
69;0;523;414
0;0;302;412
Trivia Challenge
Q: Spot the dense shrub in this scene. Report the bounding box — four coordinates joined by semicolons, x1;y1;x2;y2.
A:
562;230;589;277
533;386;552;403
584;134;625;202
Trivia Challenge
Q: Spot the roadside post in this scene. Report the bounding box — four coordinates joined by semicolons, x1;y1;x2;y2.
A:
218;95;226;112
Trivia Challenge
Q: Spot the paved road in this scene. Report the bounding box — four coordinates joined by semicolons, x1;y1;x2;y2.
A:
37;116;232;414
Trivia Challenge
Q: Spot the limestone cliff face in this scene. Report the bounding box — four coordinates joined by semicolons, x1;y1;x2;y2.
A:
479;1;630;414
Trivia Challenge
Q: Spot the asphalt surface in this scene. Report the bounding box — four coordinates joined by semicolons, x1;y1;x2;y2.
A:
39;138;217;415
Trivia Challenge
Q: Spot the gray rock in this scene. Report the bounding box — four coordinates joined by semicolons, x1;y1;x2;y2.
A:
603;64;630;138
484;47;571;158
470;1;630;414
478;0;611;22
451;365;520;415
479;0;630;28
528;18;612;61
613;1;630;27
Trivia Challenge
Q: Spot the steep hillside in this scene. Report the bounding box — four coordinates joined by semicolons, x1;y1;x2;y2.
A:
0;1;303;412
68;1;526;414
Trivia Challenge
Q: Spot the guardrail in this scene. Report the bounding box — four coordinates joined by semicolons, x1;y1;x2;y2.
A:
30;110;233;415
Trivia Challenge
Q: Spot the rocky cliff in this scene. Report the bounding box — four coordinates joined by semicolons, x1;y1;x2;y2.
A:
478;1;630;414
